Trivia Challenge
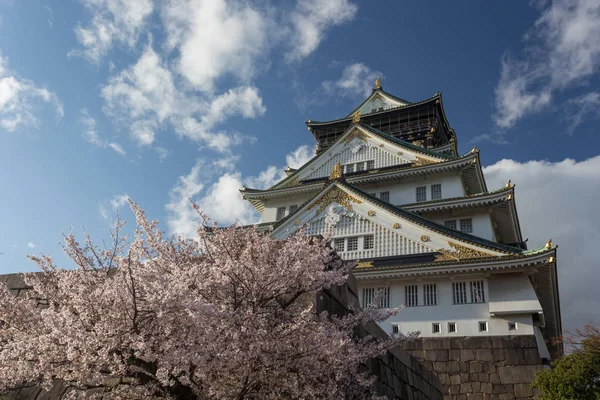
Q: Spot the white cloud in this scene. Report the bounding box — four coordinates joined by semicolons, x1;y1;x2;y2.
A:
166;144;313;237
564;91;600;133
44;5;54;28
286;0;358;62
322;63;381;98
27;242;36;249
286;144;315;168
102;46;265;153
99;193;130;220
161;0;272;92
0;50;63;132
493;0;600;130
79;109;126;156
70;0;153;64
483;155;600;333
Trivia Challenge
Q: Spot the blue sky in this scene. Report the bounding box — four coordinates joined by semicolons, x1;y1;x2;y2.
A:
1;0;599;333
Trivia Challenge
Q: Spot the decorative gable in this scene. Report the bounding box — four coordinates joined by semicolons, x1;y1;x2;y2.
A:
356;92;408;116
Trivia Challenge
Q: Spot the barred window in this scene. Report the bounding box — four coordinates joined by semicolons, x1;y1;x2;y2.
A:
453;282;468;304
363;235;374;250
276;207;286;221
444;220;457;230
347;236;358;251
379;191;390;202
289;205;298;214
470;280;486;303
344;164;355;174
416;186;427;202
367;160;375;170
392;325;399;334
448;322;457;333
479;321;488;332
432;323;441;334
508;322;517;331
362;287;390;308
431;184;442;200
460;218;473;233
423;284;437;306
405;285;418;307
333;238;345;251
356;162;365;172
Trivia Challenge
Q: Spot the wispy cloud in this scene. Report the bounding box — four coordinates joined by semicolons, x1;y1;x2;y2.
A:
322;63;381;98
69;0;153;64
493;0;600;131
285;0;358;62
564;91;600;133
99;193;130;220
27;242;36;249
44;5;54;28
0;49;63;132
79;109;126;156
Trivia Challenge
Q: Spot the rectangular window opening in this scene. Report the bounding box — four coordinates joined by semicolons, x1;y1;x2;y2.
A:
479;321;488;332
347;236;359;251
448;322;457;333
363;235;374;250
508;322;517;331
405;285;418;307
367;160;375;170
356;163;365;172
379;191;390;203
444;220;457;230
432;323;441;334
423;283;437;306
392;325;399;334
459;218;473;233
453;282;468;304
289;205;298;214
416;186;427;202
276;207;286;221
333;238;345;251
431;184;442;200
470;281;486;303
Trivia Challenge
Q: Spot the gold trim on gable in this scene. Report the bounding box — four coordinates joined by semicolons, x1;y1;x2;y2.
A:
342;129;370;144
414;156;437;166
308;187;363;213
434;242;496;262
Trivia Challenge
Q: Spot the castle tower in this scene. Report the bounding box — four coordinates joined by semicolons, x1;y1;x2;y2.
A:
241;79;562;399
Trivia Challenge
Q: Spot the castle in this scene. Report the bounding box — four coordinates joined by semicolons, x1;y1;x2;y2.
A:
241;78;562;399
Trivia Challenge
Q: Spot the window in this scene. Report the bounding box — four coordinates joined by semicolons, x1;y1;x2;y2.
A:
453;282;468;304
333;238;345;251
289;205;298;214
392;325;399;334
416;186;427;202
448;322;457;333
356;162;365;172
347;236;358;251
444;220;457;230
344;164;355;174
432;323;441;334
379;191;390;202
431;184;442;200
369;192;376;197
363;235;374;250
423;284;437;306
362;287;390;308
470;281;486;303
459;218;473;233
276;207;286;221
405;285;418;307
508;322;517;331
367;160;375;170
479;321;488;332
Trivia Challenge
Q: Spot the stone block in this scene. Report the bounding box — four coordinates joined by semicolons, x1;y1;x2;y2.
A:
36;381;69;400
460;373;470;383
472;382;481;392
505;349;525;365
514;383;534;398
450;374;461;385
460;349;476;361
498;394;516;400
447;361;461;374
459;383;472;394
438;373;450;386
449;349;461;360
522;348;542;365
493;384;512;394
467;395;485;400
424;349;437;361
16;386;42;400
489;373;501;384
449;384;460;395
469;361;483;373
492;349;505;362
492;336;507;349
437;349;449;362
481;382;493;394
476;348;493;362
460;361;470;373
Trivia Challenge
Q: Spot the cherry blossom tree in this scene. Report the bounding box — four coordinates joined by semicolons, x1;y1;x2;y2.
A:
0;201;404;399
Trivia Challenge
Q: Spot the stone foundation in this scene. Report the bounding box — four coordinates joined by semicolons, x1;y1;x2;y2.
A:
403;336;544;400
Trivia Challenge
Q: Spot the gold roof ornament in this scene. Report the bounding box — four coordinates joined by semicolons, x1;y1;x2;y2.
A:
374;76;381;90
545;239;552;250
470;146;478;153
352;110;361;124
329;162;343;181
505;180;512;189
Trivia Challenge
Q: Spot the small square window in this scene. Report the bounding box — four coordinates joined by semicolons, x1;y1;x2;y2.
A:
363;235;374;250
432;323;441;334
347;237;358;251
392;325;399;334
276;207;286;221
367;160;375;170
356;162;365;172
479;321;488;332
448;322;457;333
379;191;390;202
345;164;355;174
416;186;427;202
333;238;345;251
459;218;473;233
508;322;517;331
289;205;298;214
431;184;442;200
444;220;457;230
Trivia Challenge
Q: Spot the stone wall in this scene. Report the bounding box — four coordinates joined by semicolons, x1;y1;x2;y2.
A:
403;336;544;400
317;274;444;400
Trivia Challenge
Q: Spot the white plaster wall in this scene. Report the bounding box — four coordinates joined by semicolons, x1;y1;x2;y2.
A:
262;194;314;223
359;276;536;338
358;173;465;205
358;94;401;115
429;211;496;241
